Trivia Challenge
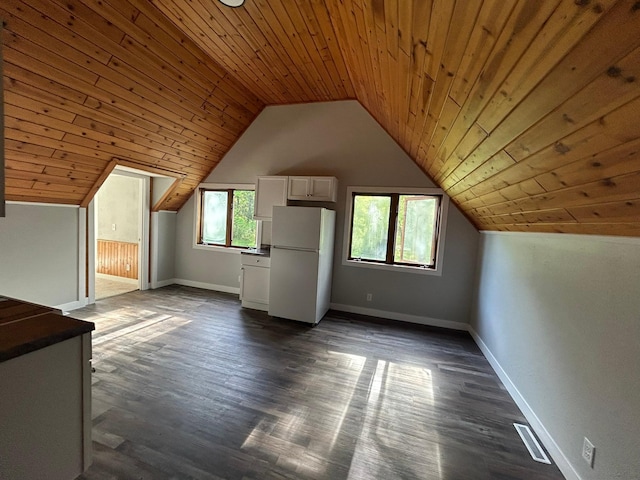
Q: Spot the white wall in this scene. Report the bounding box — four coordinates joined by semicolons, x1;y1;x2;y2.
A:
152;211;176;285
96;174;140;243
152;177;175;207
175;101;479;324
471;232;640;480
175;196;242;292
0;203;80;307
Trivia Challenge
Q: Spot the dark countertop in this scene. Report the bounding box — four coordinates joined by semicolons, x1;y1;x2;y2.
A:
0;297;58;323
0;298;95;363
241;245;271;257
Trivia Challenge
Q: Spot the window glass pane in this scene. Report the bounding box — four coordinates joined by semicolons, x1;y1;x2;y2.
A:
231;190;257;247
350;195;391;261
202;191;228;244
394;195;438;265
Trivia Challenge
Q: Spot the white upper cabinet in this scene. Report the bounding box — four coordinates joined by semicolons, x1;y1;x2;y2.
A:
254;176;288;220
287;176;338;202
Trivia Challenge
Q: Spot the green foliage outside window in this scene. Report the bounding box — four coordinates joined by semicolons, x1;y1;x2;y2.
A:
202;191;228;245
200;189;256;248
349;192;440;267
231;190;256;247
394;196;437;265
350;195;390;261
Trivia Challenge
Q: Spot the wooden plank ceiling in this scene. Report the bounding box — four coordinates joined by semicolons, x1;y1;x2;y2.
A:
2;0;640;235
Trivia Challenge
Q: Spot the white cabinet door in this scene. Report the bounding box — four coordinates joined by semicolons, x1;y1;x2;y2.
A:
309;177;337;201
242;266;270;306
240;255;271;311
287;177;310;200
254;176;288;220
287;176;337;202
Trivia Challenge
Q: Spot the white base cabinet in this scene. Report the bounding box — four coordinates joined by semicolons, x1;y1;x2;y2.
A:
240;255;271;311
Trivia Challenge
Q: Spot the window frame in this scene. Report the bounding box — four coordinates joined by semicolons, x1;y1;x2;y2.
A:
193;183;258;253
342;186;449;276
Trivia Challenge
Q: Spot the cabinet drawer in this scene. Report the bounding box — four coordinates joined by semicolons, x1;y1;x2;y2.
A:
240;255;271;268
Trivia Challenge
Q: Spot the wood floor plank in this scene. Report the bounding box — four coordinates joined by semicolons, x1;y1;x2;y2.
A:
72;286;565;480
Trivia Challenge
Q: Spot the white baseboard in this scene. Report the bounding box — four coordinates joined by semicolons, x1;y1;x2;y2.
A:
468;327;580;480
151;278;176;289
55;297;88;313
329;303;469;331
173;278;240;295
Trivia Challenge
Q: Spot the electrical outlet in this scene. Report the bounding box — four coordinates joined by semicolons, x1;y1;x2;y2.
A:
112;223;116;231
366;293;373;301
582;437;595;468
125;264;130;272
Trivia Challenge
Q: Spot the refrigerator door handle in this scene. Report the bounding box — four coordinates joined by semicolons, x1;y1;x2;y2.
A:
272;245;319;253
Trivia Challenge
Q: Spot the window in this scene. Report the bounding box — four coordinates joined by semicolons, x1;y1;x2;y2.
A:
195;184;257;249
344;187;449;275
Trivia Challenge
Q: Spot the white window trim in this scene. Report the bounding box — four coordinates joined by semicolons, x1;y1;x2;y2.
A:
342;186;449;276
192;182;259;254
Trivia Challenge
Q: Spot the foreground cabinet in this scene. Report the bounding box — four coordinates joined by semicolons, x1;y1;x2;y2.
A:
0;299;94;480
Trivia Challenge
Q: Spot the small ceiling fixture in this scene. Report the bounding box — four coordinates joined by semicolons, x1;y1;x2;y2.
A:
218;0;245;6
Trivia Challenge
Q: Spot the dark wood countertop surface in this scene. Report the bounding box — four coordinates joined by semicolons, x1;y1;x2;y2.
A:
0;298;95;363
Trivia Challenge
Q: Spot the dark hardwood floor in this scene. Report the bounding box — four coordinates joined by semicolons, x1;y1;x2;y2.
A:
72;286;565;480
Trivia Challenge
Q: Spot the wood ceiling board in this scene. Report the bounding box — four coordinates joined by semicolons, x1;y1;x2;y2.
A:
5;187;85;203
412;0;483;163
475;0;616;135
482;208;577;226
4;91;78;124
504;48;640;162
2;0;261;208
472;170;640;218
347;1;386;120
324;1;366;103
495;223;640;236
6;168;93;190
447;150;518;198
306;0;355;96
423;0;516;171
445;0;640;191
567;198;640;223
448;1;517;108
431;0;563;179
461;95;640;202
150;0;287;103
407;0;456;158
4;0;640;234
535;138;640;192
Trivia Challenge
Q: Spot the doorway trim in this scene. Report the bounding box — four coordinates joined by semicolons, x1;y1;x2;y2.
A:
88;170;149;304
81;158;184;305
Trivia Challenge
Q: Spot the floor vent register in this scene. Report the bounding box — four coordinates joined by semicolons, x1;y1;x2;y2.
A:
514;423;552;464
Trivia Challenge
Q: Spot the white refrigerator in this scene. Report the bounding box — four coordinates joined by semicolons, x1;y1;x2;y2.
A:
269;206;336;325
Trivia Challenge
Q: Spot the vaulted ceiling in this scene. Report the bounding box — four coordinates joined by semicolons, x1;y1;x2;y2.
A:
2;0;640;235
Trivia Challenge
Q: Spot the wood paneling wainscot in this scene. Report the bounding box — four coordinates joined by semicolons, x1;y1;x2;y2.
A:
97;239;138;280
